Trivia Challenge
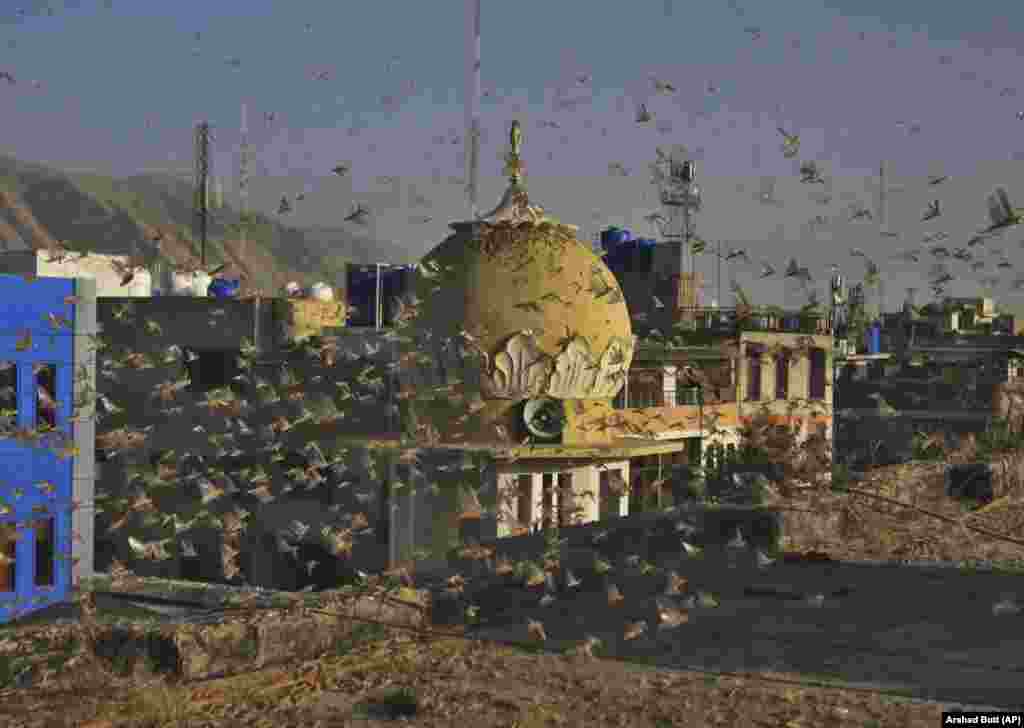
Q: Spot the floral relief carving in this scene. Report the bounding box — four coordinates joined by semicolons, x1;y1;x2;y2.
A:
547;337;600;397
480;331;635;400
591;335;634;397
483;332;553;399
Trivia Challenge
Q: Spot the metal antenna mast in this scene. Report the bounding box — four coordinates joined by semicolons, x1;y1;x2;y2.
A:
716;239;722;308
464;0;482;217
239;103;251;266
877;159;888;314
656;150;702;324
878;159;888;233
193;121;212;268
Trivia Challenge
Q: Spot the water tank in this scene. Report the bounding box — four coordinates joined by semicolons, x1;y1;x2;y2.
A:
865;322;881;354
600;227;632;248
188;271;211;297
125;268;152;297
171;271;196;296
208;277;240;299
308;282;334;301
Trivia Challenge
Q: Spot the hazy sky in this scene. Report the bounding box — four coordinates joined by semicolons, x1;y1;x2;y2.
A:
3;0;1024;309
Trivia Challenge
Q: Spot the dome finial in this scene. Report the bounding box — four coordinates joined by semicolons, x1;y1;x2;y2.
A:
471;119;572;227
504;120;524;184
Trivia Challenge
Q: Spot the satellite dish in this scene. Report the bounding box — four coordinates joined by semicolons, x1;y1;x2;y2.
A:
522;397;566;441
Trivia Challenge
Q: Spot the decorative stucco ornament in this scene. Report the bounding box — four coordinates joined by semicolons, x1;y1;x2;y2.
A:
597;337;633;394
481;332;553;399
475;119;570;229
481;330;635;400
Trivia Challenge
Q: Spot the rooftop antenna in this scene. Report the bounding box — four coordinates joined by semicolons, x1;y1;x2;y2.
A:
655;147;703;323
878;159;888;235
464;0;482;217
830;264;846;332
238;102;251;271
877;160;888;314
193;120;212;268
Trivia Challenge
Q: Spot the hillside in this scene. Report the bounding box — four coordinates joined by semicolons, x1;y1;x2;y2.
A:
0;154;411;292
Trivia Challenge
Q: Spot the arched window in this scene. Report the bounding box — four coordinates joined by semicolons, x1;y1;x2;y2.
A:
774;351;789;399
808;347;827;400
745;344;763;401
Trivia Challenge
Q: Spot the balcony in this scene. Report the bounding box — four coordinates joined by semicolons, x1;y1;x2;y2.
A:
641;307;833;344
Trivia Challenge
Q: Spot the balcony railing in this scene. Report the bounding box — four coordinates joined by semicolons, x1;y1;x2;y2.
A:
662;307;834;336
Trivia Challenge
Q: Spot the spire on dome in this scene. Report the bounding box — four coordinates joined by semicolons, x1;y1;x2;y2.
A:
475;120;567;226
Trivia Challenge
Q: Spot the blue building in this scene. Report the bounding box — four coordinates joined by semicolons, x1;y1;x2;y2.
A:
0;274;97;623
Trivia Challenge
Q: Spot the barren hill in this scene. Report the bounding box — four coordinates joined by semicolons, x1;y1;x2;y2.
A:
0;154;410;292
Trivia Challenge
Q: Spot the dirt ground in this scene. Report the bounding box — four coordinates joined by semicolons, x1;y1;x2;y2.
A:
779;459;1024;566
0;625;948;728
2;457;1023;727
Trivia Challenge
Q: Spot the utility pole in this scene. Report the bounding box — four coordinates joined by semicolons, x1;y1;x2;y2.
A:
877;160;888;316
238;103;251;267
878;159;888;234
375;263;384;330
464;0;482;217
716;239;722;310
193;121;212;269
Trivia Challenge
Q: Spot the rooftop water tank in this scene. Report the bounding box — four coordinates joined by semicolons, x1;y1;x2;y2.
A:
190;271;212;297
308;282;334;301
170;271;196;296
600;227;632;248
125;268;151;297
208;277;240;299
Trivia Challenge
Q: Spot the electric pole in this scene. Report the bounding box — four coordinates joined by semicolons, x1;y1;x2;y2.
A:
464;0;482;217
239;103;251;269
716;239;722;310
193;121;212;268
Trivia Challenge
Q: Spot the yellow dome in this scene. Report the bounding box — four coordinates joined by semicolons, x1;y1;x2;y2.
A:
414;218;634;396
404;218;634;446
398;121;635;446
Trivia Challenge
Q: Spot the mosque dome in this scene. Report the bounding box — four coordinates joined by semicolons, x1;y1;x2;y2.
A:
403;121;635;445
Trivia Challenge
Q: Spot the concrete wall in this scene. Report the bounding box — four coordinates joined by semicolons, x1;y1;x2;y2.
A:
88;299;405;588
71;277;98;586
0;250;152;297
99;297;272;353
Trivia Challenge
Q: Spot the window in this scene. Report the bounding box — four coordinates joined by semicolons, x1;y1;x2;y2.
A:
599;469;625;519
517;474;534;532
626;370;663;408
0;361;15;432
0;522;15;591
690;359;734;403
746;345;763;401
809;347;827;400
34;363;57;430
0;363;59;431
186;349;238;392
557;473;574;527
33;518;54;588
541;473;556;530
775;353;789;399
